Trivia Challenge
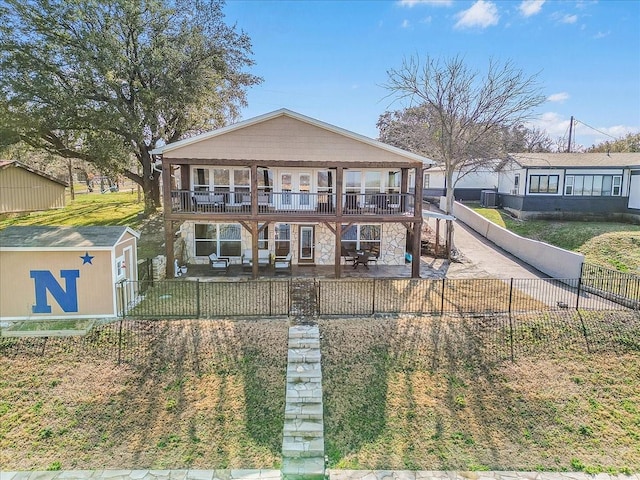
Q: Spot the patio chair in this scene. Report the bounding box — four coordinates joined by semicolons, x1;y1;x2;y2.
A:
367;245;380;269
273;253;292;274
209;253;229;273
341;246;356;266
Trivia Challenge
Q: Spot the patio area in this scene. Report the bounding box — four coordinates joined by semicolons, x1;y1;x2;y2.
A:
179;255;449;281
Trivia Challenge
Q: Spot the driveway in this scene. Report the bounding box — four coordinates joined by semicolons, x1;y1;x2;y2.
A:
421;214;548;280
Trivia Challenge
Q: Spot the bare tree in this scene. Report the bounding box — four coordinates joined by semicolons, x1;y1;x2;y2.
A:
384;55;546;215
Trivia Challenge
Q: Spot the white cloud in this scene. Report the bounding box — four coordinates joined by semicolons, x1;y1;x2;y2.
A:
547;92;569;103
420;16;433;24
530;112;569;138
594;31;610;39
401;19;411;28
398;0;453;7
519;0;545;17
454;0;499;29
560;14;578;24
530;114;639;150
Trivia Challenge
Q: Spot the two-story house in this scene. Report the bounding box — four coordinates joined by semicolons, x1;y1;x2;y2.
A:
151;109;435;278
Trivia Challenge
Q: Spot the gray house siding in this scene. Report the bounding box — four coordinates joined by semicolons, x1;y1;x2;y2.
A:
500;194;637;221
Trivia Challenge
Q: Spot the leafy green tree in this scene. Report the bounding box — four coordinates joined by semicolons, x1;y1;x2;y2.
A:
0;0;261;213
383;55;546;215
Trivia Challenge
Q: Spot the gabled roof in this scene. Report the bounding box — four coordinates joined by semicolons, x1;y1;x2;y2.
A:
150;108;436;166
508;152;640;169
0;160;69;187
0;226;139;249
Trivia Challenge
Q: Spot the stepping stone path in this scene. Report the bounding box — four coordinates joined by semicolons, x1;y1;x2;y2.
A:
281;324;325;480
289;279;318;323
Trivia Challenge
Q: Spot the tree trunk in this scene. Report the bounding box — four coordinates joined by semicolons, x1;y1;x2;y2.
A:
141;147;160;214
444;168;455;214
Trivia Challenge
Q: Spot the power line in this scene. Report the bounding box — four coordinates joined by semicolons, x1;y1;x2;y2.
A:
574;118;619;140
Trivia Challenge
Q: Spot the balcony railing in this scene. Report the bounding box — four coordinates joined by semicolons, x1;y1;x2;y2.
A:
170;190;414;216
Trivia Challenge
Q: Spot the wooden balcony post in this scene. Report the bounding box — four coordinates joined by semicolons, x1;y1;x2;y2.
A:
400;168;409;212
251;221;259;279
250;164;258;215
334;221;341;279
335;167;343;217
162;157;175;279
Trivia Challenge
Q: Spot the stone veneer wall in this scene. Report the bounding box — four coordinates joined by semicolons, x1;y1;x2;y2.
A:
178;221;408;266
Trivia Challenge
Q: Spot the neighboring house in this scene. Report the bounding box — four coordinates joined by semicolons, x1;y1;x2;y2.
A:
0;226;140;323
0;160;68;213
151;108;435;278
422;162;502;202
497;153;640;220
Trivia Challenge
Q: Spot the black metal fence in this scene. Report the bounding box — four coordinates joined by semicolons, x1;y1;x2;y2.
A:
316;277;625;316
115;275;633;320
1;311;638;365
581;263;640;309
118;279;291;318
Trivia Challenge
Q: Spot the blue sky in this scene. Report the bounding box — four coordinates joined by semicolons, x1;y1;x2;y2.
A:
224;0;640;151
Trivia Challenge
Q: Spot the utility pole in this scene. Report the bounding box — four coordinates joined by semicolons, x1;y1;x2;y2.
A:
567;116;574;153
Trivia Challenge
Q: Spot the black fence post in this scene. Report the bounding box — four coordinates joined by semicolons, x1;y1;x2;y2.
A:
372;278;376;315
508;313;515;363
269;280;273;317
196;279;201;318
576;263;584;311
117;319;124;365
440;278;446;315
508;278;514;315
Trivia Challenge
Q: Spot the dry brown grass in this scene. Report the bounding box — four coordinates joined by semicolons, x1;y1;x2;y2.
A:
321;314;640;472
0;319;288;471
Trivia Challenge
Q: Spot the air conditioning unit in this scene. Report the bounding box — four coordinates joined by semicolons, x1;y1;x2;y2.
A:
510;189;518;195
480;190;498;208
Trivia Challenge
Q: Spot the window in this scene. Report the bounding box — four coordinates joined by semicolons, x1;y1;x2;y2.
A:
275;224;291;256
116;256;126;280
364;172;381;204
192;167;251;203
564;175;622;196
514;174;520;189
564;176;574;195
613;176;622;196
258;168;274;193
281;173;292;205
341;224;381;252
194;168;210;192
258;225;269;250
529;174;559;194
194;223;242;257
388;171;401;194
233;169;250;203
317;171;333;209
300;173;311;206
423;173;430;189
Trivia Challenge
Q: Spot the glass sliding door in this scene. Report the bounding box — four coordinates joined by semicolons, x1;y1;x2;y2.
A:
299;225;315;263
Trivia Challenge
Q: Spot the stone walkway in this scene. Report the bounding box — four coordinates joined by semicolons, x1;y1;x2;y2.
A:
281;325;325;480
3;470;638;480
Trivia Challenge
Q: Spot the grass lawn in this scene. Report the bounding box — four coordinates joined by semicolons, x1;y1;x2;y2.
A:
321;315;640;473
469;204;640;273
0;190;166;259
0;319;288;471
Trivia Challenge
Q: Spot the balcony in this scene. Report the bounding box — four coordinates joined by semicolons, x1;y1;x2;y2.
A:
169;191;414;216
